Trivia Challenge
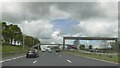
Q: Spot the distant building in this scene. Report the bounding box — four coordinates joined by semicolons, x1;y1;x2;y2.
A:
11;39;22;45
73;39;80;49
101;40;112;49
110;42;116;49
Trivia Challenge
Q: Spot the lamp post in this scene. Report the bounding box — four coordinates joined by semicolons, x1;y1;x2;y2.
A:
33;37;34;46
23;34;25;50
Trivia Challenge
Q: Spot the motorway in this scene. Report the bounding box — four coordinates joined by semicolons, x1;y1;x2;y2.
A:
1;51;119;66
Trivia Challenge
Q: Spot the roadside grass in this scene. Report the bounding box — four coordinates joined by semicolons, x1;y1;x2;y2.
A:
2;52;25;58
64;50;119;63
2;44;28;52
1;44;28;58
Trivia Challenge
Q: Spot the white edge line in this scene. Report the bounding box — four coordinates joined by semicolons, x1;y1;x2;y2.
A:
0;55;24;63
69;54;119;64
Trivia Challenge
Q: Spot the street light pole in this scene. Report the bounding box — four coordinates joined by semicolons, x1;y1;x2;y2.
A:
23;34;24;50
33;37;34;46
23;21;25;50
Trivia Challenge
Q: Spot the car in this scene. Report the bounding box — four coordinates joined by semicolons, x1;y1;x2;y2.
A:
68;45;77;49
26;50;39;58
42;50;46;52
46;48;52;53
56;49;60;52
48;49;52;53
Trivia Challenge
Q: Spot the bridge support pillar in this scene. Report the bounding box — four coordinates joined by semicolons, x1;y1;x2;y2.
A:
63;38;65;50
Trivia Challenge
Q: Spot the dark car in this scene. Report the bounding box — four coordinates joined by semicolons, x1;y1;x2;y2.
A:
26;50;39;58
56;49;60;52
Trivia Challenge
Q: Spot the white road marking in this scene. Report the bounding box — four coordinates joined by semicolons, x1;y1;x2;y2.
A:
4;59;12;62
0;55;24;63
0;61;3;63
59;55;62;57
67;60;72;63
12;58;17;60
33;60;37;64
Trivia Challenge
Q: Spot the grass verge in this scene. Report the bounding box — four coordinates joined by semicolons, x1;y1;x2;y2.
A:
2;45;28;52
1;44;28;58
64;50;119;63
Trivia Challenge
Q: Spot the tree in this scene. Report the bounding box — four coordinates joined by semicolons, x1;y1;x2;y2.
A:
89;45;93;50
2;25;11;44
11;25;22;45
79;45;85;50
1;21;41;48
2;23;23;45
33;38;40;45
24;36;33;47
2;22;6;29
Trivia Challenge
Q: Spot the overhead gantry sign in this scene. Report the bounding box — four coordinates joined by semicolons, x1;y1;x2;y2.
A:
63;37;118;50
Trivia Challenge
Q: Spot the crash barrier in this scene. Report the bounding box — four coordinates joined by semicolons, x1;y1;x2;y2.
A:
78;51;115;58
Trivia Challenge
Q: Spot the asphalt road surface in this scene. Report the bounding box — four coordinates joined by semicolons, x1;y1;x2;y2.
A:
1;51;119;66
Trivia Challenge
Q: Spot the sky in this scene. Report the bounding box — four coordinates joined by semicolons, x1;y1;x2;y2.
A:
1;1;118;46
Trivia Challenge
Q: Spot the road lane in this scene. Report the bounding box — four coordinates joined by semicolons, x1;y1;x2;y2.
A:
35;52;70;66
2;51;119;66
58;52;118;66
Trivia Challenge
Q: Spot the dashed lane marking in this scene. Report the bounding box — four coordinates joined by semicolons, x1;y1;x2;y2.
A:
67;60;72;63
59;55;62;57
33;60;37;64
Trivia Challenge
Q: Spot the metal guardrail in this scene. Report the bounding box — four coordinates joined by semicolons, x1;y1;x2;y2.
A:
79;50;119;55
78;50;119;58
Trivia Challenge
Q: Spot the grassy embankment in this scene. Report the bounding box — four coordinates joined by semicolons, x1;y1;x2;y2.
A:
1;44;29;58
64;50;119;63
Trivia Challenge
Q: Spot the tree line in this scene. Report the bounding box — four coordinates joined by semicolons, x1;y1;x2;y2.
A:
1;21;40;47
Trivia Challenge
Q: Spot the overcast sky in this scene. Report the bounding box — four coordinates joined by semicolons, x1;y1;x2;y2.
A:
1;1;118;44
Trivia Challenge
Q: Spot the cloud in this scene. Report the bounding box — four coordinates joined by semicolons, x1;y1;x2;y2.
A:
77;18;118;37
1;2;118;44
55;2;118;21
20;19;53;39
2;2;25;23
2;2;118;22
49;5;71;20
51;30;64;43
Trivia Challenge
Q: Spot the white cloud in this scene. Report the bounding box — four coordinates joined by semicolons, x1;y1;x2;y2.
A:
77;18;118;37
51;30;63;44
72;33;80;37
52;31;60;37
20;20;53;39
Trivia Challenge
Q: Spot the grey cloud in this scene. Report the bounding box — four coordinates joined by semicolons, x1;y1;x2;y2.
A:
2;2;50;23
2;2;117;23
56;2;117;20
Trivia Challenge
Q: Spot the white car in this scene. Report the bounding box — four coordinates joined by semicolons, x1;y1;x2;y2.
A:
46;48;52;53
